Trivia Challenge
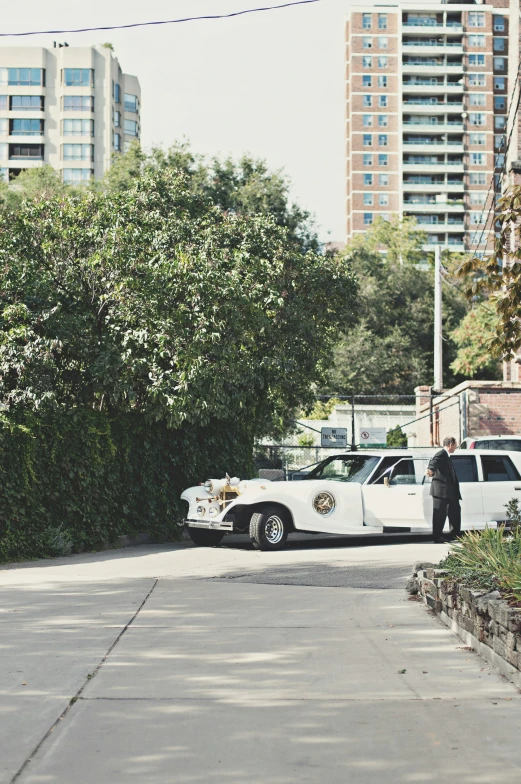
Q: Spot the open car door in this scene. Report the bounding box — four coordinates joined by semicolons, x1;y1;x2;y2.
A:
362;457;430;530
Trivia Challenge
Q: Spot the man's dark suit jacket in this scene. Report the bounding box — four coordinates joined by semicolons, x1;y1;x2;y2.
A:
428;449;462;501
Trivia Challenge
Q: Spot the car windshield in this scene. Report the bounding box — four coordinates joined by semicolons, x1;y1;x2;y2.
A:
304;455;380;483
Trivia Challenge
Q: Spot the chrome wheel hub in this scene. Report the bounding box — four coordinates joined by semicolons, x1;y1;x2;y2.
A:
265;515;284;544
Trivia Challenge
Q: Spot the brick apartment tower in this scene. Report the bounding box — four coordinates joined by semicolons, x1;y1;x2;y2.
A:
345;0;520;252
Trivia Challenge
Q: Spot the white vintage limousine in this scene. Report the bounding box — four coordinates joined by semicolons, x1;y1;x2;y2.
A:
181;450;521;551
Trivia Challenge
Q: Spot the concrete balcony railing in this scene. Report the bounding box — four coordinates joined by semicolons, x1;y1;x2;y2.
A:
402;22;463;33
412;221;465;230
402;181;464;191
402;162;464;173
403;122;464;132
403;201;465;212
424;241;466;251
402;83;464;93
402;101;464;113
403;142;464;153
402;63;464;74
402;44;463;55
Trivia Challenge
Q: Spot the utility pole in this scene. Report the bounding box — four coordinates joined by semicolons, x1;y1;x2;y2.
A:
434;245;443;392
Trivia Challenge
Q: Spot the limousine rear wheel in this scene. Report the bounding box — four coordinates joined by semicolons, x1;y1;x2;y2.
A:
187;528;224;547
250;505;289;551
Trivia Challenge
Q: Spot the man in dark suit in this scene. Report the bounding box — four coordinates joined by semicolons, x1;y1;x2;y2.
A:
426;436;461;543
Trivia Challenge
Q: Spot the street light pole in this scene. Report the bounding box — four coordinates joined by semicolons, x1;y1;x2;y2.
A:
434;245;443;392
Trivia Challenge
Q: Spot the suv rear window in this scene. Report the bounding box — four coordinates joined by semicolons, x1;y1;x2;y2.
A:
481;455;521;482
474;439;521;451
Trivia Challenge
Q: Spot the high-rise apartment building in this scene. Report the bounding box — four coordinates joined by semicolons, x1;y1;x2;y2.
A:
0;45;140;184
345;1;520;252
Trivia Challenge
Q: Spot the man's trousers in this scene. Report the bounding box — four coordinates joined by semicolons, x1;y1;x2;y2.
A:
432;498;461;541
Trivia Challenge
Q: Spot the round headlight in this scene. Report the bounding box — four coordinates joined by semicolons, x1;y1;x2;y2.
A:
237;480;247;495
208;506;218;517
204;480;212;493
196;505;206;517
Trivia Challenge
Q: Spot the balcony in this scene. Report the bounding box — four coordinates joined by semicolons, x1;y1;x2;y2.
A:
402;42;463;55
403;121;464;132
403;181;464;192
403;200;465;212
403;161;464;173
402;101;464;113
424;241;466;251
403;141;464;153
412;220;465;230
402;83;463;94
402;59;464;75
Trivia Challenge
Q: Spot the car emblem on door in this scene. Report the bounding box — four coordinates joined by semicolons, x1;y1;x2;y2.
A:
313;491;336;516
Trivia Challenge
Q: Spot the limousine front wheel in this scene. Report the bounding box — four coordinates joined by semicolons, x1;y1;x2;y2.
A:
249;505;289;551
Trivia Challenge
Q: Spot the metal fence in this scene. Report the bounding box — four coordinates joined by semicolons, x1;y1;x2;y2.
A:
254;392;465;479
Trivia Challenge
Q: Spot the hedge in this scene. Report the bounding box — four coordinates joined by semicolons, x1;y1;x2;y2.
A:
0;410;253;562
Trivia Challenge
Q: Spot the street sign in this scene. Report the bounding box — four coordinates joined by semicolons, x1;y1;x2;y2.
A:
321;427;348;448
359;427;387;447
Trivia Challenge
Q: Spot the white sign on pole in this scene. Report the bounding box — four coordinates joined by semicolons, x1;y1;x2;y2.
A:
359;427;387;447
321;427;348;449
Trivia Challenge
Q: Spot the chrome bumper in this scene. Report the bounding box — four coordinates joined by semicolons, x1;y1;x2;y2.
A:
184;518;234;532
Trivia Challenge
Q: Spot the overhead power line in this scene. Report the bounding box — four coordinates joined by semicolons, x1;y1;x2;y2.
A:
0;0;320;37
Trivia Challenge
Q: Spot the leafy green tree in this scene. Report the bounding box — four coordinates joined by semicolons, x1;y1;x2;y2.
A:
0;168;357;440
325;219;467;395
386;425;407;447
0;165;70;210
458;185;521;358
450;303;502;377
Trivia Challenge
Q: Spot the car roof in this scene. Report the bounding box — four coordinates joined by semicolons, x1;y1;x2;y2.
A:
469;435;521;441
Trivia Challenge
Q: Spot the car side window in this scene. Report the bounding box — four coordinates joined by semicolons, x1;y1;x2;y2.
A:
474;441;490;450
389;459;416;485
481;456;521;482
450;456;478;482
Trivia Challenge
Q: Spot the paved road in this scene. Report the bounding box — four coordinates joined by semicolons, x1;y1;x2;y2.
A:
1;534;521;783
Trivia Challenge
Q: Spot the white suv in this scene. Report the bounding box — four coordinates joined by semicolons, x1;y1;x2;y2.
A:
459;436;521;452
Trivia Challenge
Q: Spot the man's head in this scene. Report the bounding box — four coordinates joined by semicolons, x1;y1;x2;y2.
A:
443;436;457;454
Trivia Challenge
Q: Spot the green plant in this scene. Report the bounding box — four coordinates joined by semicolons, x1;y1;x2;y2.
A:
297;433;315;447
505;497;521;530
387;425;407;447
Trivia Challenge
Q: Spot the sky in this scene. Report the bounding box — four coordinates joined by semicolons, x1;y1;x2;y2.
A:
2;0;354;241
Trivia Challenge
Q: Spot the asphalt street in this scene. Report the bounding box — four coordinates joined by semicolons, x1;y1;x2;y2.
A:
1;533;521;783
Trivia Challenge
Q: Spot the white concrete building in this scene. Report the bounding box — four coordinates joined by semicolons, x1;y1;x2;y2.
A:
0;45;141;183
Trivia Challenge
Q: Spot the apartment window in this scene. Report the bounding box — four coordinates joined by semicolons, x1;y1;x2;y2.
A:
363;134;372;147
379;173;388;186
494;76;506;90
495;134;505;150
363;154;373;166
363;115;372;128
63;68;93;87
0;144;7;160
378;115;388;127
494;57;506;71
113;132;121;151
493;38;506;52
63;168;93;183
469;74;485;87
470;172;487;185
469;133;486;145
378;134;388;146
62;119;94;136
10;119;43;136
468;34;485;47
363;37;372;49
124;119;139;137
114;111;121;128
378;75;387;88
469;93;485;106
364;213;373;225
9;144;43;159
362;56;372;68
379;194;389;206
378;95;388;108
469;112;485;126
10;95;44;111
494;15;505;32
62;143;93;161
363;75;372;87
363;95;372;107
470;152;486;166
378;56;388;68
362;13;371;29
379;153;388;166
364;193;373;206
62;96;94;112
470;192;486;205
0;119;7;135
0;68;44;86
468;54;485;66
378;14;387;30
378;37;388;49
494;96;506;110
124;93;139;113
468;12;485;28
470;211;486;225
113;82;121;103
495;115;506;130
364;173;373;185
0;96;6;111
496;153;505;168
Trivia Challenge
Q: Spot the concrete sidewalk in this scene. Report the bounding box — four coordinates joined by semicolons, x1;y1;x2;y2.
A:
1;538;521;783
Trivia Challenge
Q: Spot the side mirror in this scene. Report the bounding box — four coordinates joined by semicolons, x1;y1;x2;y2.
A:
383;476;390;488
